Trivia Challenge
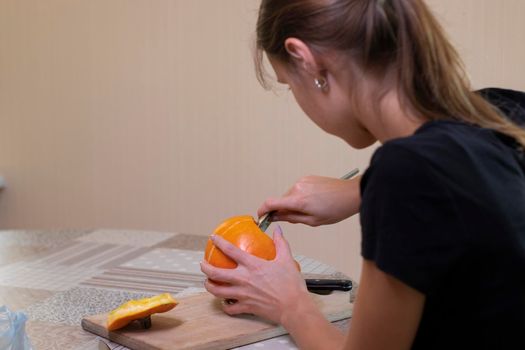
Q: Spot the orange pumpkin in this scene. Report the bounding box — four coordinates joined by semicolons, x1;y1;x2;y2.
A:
204;215;301;271
205;215;276;268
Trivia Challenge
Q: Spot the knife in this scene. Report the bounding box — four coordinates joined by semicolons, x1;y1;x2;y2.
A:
305;278;353;295
257;168;360;232
223;279;353;304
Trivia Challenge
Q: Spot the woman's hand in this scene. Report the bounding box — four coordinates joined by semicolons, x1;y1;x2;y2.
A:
257;175;362;227
201;226;346;349
200;226;312;325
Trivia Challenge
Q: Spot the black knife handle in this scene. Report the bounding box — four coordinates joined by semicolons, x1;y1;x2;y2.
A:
305;279;353;294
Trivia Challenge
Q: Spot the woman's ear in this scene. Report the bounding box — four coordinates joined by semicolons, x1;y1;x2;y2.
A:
284;38;321;75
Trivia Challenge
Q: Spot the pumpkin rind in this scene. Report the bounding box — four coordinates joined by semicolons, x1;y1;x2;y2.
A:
204;215;276;268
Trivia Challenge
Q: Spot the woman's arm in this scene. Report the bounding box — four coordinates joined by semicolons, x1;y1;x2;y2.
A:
344;260;425;350
257;175;362;226
279;260;425;350
200;229;425;350
278;290;346;350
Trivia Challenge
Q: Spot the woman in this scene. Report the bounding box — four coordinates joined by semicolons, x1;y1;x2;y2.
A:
200;1;525;349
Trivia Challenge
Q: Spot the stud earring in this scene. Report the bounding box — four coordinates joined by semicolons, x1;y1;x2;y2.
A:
314;77;328;90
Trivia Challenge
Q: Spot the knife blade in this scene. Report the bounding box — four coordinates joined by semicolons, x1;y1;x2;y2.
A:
256;211;274;232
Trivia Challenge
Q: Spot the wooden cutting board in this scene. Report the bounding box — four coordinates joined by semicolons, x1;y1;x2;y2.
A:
81;291;353;350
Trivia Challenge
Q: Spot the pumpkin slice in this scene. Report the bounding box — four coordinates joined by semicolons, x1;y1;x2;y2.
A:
107;293;178;331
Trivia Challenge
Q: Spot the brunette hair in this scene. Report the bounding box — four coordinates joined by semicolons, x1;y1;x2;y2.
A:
255;0;525;147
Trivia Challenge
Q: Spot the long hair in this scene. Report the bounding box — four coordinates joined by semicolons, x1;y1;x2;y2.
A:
255;0;525;147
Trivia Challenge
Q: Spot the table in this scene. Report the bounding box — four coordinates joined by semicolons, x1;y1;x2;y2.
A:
0;229;353;350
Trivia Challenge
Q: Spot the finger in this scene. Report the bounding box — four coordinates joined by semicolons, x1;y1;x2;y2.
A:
222;300;250;316
258;197;305;218
210;234;255;267
200;260;237;284
257;197;285;217
203;279;238;299
272;211;319;226
272;225;294;261
204;280;250;308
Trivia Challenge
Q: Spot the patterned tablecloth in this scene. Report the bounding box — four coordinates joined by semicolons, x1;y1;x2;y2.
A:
0;229;352;350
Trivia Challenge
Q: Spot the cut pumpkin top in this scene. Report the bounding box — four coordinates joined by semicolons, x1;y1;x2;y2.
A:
107;293;178;331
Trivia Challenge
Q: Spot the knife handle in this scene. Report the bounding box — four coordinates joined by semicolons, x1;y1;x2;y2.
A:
305;279;353;295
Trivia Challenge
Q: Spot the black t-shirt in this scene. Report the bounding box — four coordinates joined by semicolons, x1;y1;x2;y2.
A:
359;88;525;349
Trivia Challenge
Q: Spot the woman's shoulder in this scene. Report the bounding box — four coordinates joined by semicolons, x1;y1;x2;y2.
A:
382;86;525;162
361;136;444;197
378;117;514;168
362;117;522;195
369;120;488;173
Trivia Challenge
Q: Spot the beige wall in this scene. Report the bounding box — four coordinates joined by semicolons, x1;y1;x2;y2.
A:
0;0;524;280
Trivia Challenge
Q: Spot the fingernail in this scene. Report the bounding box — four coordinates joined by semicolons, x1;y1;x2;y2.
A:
210;234;216;241
275;224;283;235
